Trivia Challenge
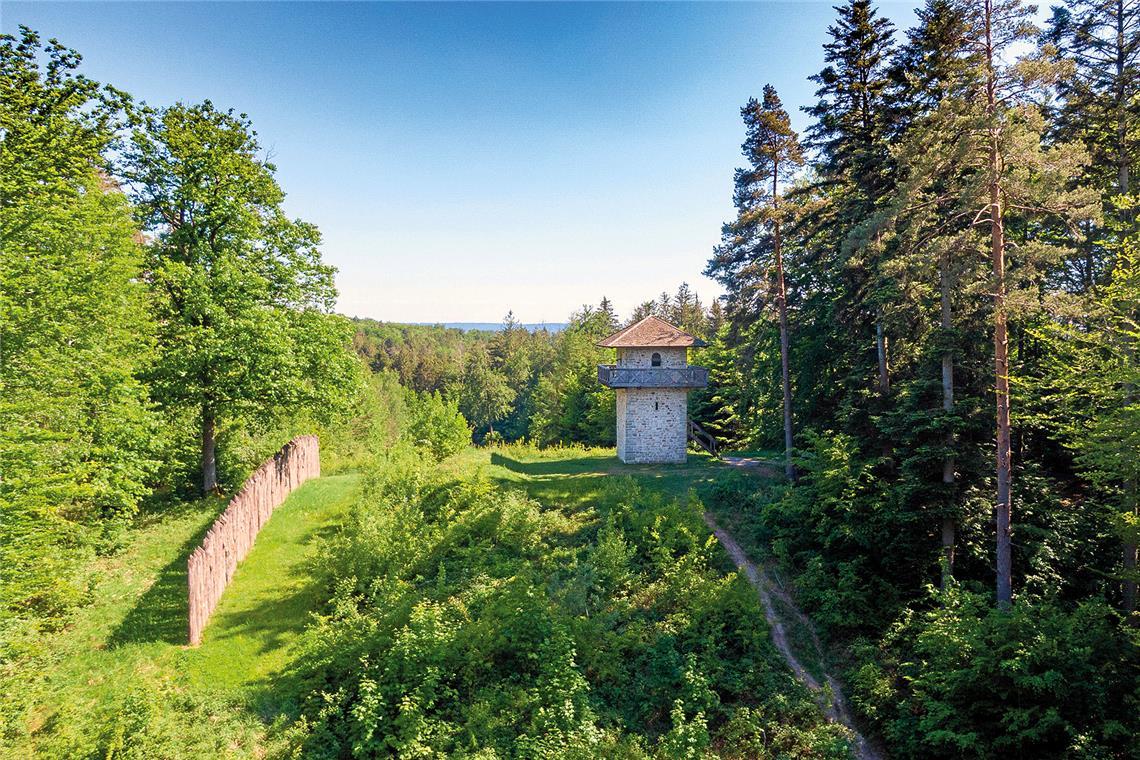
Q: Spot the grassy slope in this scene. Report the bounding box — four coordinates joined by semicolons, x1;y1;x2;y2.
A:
187;474;361;693
467;444;746;505
3;473;360;758
7;446;788;757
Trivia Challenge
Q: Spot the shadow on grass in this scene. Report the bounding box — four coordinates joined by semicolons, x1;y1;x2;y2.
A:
489;452;619;476
489;452;725;478
488;452;747;507
107;499;225;648
200;521;335;659
203;584;316;661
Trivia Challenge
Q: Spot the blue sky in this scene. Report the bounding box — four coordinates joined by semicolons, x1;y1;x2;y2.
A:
5;1;925;323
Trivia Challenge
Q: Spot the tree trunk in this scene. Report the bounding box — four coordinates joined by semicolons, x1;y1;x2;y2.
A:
986;0;1013;609
876;309;894;464
992;174;1013;611
941;248;956;590
1117;0;1130;202
773;169;795;481
776;221;795;482
201;409;218;494
876;315;890;397
875;230;890;403
1125;490;1137;619
1115;1;1137;619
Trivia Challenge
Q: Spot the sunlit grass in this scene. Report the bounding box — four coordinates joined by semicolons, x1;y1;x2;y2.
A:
185;473;362;693
2;474;361;758
4;445;773;757
470;441;745;506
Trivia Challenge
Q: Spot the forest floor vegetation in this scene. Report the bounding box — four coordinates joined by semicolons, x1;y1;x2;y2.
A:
286;442;856;757
703;514;883;760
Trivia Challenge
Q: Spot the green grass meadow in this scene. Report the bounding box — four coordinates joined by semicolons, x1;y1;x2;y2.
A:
3;447;780;758
2;474;361;758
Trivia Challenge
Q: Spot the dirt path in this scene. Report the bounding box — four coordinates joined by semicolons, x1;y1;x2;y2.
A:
703;514;884;760
720;455;784;479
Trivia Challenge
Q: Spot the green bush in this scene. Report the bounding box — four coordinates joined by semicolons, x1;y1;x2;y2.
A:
407;389;471;461
288;454;850;757
706;431;909;640
850;589;1140;759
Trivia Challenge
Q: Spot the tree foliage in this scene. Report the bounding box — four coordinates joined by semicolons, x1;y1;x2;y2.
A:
1;30;363;658
0;28;158;646
700;1;1138;754
122;100;359;492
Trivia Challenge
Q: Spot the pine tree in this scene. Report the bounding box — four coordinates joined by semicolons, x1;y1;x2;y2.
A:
669;282;709;338
749;86;803;479
1048;0;1140;290
628;300;659;325
708;88;806;472
598;296;619;332
1049;0;1140;202
964;0;1096;605
805;0;899;435
881;0;982;586
866;0;1097;600
806;0;897;198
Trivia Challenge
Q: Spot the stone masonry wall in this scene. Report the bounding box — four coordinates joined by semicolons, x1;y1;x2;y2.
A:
616;388;627;456
616;346;688;369
617;387;688;463
186;435;320;646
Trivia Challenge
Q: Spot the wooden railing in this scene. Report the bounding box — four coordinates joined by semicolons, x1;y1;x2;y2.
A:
688;418;719;458
598;364;709;389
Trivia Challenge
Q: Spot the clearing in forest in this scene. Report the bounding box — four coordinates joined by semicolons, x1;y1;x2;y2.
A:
6;447;865;758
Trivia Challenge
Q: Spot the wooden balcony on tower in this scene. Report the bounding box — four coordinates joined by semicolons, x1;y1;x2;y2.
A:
597;364;709;389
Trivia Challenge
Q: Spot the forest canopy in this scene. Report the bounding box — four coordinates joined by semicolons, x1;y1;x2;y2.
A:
0;27;363;656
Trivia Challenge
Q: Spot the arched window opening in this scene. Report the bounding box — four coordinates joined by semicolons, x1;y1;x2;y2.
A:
651;352;662;367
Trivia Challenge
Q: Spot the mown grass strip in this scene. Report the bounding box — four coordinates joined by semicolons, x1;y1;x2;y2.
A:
4;474;361;758
185;473;362;692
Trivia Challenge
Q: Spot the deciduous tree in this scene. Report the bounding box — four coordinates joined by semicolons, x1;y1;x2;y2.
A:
122;101;357;493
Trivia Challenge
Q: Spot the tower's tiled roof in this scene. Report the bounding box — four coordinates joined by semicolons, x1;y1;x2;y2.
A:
596;316;706;348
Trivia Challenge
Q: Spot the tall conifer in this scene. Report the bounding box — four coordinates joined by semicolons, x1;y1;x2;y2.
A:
708;87;804;476
883;0;981;586
806;0;898;435
1049;0;1140;201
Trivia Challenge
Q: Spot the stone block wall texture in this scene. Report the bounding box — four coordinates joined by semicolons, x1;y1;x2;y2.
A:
616;346;688;368
616;388;627;456
187;435;320;645
617;387;688;463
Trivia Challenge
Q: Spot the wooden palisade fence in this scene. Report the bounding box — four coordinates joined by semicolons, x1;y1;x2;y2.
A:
187;435;320;645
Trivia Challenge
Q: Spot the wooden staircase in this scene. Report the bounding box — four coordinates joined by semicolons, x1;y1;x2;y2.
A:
687;418;719;458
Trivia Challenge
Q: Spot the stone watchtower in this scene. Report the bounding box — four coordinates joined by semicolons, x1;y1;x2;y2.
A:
596;316;709;464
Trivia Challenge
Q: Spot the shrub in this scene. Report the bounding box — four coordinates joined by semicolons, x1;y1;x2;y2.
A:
288;456;849;757
850;589;1140;759
407;390;471;461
